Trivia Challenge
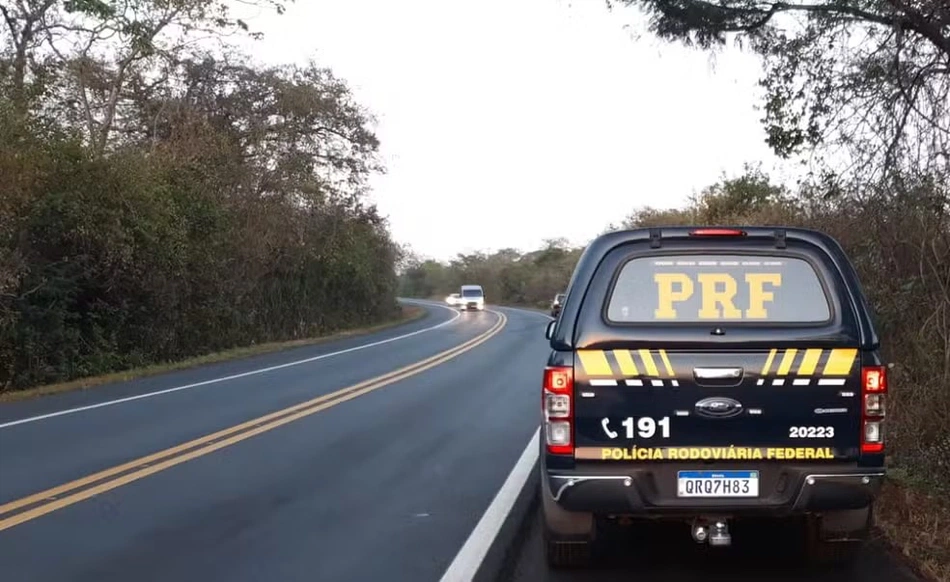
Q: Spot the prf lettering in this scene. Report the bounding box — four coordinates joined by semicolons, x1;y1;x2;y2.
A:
653;272;782;319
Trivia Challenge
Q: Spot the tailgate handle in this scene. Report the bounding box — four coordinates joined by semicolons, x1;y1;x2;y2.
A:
693;367;743;379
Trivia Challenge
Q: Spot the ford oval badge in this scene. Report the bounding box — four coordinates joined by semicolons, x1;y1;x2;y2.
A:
694;396;743;419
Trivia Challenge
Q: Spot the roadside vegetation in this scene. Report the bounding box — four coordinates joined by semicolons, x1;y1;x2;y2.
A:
0;305;425;404
0;0;404;394
402;0;949;578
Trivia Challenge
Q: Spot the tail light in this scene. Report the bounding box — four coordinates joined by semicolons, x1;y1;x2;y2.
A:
860;366;887;454
543;366;573;455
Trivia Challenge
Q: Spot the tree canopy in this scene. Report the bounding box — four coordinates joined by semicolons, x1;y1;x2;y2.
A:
611;0;949;180
0;0;402;390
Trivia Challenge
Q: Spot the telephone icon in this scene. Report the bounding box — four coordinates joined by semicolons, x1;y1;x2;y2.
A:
601;417;618;439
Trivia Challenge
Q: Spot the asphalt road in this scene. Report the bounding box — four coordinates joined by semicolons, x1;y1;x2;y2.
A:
0;300;925;582
503;508;924;581
0;301;549;582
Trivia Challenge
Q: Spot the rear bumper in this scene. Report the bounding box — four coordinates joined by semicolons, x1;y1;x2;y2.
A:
544;462;884;517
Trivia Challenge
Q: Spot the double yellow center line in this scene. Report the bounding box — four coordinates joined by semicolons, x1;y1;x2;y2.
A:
0;310;508;532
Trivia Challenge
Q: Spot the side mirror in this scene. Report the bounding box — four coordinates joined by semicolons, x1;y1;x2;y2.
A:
545;320;556;340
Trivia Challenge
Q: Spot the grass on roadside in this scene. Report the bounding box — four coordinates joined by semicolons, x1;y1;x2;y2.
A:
876;473;950;582
0;305;426;404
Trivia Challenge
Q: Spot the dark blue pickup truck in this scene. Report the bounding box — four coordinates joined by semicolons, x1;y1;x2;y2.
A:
539;226;886;570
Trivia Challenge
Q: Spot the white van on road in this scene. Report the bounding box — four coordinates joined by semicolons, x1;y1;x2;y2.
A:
458;285;485;311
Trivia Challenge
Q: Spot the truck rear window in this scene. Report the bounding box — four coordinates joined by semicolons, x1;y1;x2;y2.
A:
606;254;831;324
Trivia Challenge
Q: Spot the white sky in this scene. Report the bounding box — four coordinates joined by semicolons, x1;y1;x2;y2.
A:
232;0;795;262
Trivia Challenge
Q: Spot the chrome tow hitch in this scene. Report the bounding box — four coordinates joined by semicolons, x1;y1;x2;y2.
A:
709;520;732;546
691;518;732;547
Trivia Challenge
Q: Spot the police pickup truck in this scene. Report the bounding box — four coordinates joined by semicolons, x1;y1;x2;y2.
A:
540;226;886;569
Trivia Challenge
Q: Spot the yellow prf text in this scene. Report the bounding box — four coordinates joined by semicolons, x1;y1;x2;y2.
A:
653;272;782;319
598;446;835;461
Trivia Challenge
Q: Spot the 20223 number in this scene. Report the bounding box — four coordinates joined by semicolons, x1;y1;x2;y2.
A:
601;416;671;439
789;426;834;438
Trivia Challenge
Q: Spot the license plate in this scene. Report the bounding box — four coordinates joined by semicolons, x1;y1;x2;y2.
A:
676;470;759;498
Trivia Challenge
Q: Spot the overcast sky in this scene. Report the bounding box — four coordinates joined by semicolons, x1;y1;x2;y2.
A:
233;0;793;262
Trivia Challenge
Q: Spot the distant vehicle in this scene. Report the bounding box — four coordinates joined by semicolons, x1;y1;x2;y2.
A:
458;284;485;311
540;226;886;570
550;293;566;318
445;293;461;306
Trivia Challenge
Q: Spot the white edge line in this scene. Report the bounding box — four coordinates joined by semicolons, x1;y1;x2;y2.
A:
0;301;461;430
432;303;550;579
440;427;540;582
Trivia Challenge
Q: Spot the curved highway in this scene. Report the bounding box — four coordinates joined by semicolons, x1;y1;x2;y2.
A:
0;301;924;581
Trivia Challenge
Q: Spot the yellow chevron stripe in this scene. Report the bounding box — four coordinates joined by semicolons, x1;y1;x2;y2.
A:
797;349;823;376
577;350;613;377
575;347;853;380
612;349;639;376
824;348;857;376
776;349;798;376
638;349;660;377
658;349;675;377
761;349;777;375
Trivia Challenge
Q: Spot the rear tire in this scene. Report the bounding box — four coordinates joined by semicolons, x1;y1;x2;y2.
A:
805;538;863;568
803;506;872;568
540;471;595;569
544;535;591;569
